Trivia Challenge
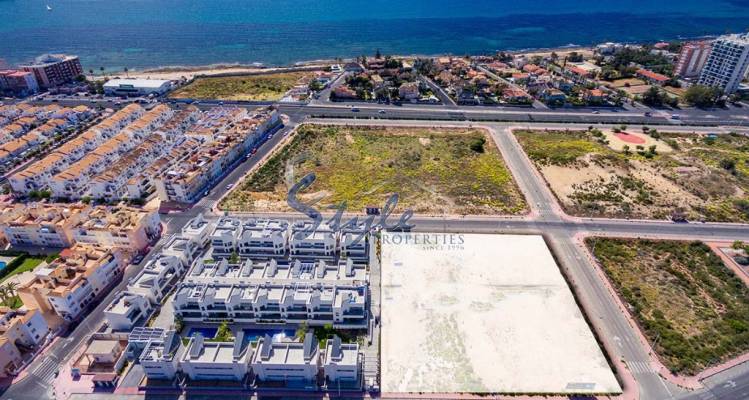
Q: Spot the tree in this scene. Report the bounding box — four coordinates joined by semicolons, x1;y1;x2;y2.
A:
642;86;665;107
124;67;129;78
375;49;382;59
622;145;631;155
295;321;309;340
719;158;737;172
229;251;240;264
683;85;722;108
470;137;486;153
215;320;232;341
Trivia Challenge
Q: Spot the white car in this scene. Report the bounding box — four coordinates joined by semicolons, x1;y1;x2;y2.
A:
225;184;233;190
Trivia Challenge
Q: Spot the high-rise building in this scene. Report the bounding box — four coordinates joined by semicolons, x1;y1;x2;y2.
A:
20;54;83;88
698;33;749;94
675;41;712;78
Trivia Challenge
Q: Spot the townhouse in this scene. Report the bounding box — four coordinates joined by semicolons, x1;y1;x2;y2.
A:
0;204;160;251
172;257;368;328
290;221;337;257
155;108;280;204
180;213;214;248
104;291;152;331
180;333;252;381
205;218;367;260
126;136;203;200
49;105;171;199
209;217;242;257
69;206;160;252
88;134;165;200
103;213;206;330
139;330;181;380
0;203;88;248
17;245;125;322
323;335;360;385
237;219;289;257
9;104;143;195
252;332;319;383
126;254;186;305
0;308;51;377
138;332;359;386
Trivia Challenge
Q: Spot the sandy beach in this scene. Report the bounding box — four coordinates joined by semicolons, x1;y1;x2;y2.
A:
92;45;599;81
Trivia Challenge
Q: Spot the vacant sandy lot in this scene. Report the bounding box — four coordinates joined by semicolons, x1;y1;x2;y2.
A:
380;233;620;394
221;125;527;215
515;129;749;221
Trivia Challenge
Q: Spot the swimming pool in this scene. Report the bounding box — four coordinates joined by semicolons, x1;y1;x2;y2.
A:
186;327;296;344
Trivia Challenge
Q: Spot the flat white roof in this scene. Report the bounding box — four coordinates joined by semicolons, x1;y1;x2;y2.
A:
380;233;620;394
103;78;171;89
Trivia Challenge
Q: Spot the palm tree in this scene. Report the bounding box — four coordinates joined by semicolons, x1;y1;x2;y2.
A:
5;282;18;299
88;69;94;75
124;67;129;78
0;286;8;306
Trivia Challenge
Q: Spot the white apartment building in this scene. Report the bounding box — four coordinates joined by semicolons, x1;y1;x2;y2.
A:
339;222;369;259
172;257;368;327
323;336;360;384
104;291;152;331
179;333;252;381
290;221;337;257
181;213;214;248
161;235;201;268
252;333;320;383
698;33;749;94
209;217;242;257
139;330;181;380
127;255;185;305
237;219;289;257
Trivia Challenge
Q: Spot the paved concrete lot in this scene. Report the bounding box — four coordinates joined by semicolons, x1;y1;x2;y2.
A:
380;232;621;394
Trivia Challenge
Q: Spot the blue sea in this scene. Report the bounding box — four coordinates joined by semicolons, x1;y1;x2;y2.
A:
1;0;749;70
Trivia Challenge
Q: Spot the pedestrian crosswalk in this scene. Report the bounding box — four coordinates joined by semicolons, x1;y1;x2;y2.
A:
32;357;58;382
627;360;655;375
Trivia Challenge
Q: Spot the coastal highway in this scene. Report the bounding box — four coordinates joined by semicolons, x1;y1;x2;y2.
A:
30;95;749;128
275;102;749;127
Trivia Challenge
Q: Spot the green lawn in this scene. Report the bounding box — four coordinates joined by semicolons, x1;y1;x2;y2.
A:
220;125;527;215
169;71;309;101
1;254;54;283
589;238;749;375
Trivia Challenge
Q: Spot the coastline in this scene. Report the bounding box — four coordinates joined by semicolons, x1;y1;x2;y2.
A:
95;33;719;81
99;44;598;81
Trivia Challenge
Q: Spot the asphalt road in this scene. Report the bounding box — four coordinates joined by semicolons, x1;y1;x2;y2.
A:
2;99;748;400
